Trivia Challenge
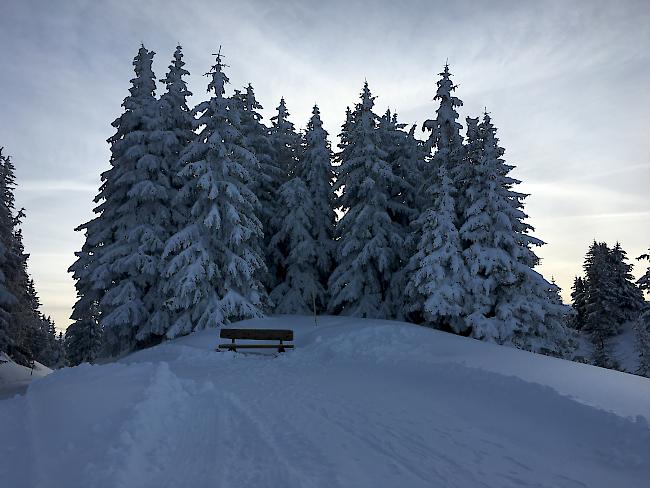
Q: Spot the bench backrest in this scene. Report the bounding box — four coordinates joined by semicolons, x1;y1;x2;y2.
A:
220;328;293;341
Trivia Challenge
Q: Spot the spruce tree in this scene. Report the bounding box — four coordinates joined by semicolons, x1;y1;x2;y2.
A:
0;148;16;357
582;241;618;367
67;213;104;365
300;105;336;301
162;51;266;336
405;165;467;329
460;113;570;355
607;242;644;327
570;276;588;330
266;98;301;292
90;46;175;353
635;249;650;376
378;111;424;319
270;105;335;314
328;82;406;318
232;84;279;291
406;64;467;323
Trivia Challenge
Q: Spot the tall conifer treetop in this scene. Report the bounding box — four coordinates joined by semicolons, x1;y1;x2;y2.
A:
422;64;464;157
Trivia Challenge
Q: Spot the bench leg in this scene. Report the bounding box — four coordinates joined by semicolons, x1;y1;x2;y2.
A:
230;338;236;353
278;340;285;353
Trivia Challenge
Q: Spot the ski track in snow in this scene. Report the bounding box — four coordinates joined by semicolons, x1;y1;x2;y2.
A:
2;317;650;488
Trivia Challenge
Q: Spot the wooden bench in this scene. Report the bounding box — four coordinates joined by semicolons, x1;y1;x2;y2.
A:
218;328;294;353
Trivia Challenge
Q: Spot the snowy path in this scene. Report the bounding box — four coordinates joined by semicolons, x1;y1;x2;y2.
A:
1;316;649;487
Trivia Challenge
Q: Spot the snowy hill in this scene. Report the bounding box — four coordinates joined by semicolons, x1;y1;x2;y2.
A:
0;352;51;400
1;316;649;488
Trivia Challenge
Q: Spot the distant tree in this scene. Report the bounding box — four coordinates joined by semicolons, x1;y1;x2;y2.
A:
635;249;650;376
607;242;644;327
570;276;588;330
582;241;618;368
0;148;57;366
162;51;266;337
0;148;17;357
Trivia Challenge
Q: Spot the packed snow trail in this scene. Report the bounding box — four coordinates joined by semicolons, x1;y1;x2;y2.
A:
1;317;649;488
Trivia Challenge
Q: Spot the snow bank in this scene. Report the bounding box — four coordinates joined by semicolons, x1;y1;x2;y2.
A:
1;316;649;488
0;352;51;399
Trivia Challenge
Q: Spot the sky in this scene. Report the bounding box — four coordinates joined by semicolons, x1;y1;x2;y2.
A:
0;0;649;330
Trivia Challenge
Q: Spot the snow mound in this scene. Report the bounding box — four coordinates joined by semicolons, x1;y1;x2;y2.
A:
1;316;649;488
0;352;51;399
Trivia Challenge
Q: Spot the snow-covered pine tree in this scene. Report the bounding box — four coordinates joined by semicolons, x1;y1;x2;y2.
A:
378;110;422;319
405;64;467;323
607;242;644;327
635;248;650;376
582;241;618;367
269;105;335;314
158;44;194;200
145;44;196;338
266;98;302;292
66;215;104;365
268;177;321;313
0;150;57;365
460;113;570;356
300;105;335;303
0;148;16;357
570;276;588;330
162;51;266;336
231;84;280;292
328;82;406;318
405;164;467;329
87;45;176;353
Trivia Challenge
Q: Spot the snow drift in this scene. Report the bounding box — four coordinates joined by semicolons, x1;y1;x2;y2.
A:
1;316;649;488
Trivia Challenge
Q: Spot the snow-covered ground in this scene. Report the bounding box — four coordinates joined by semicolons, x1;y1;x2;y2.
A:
0;352;51;400
1;316;649;488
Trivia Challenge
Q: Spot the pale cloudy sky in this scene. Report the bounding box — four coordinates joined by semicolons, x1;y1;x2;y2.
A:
0;0;648;330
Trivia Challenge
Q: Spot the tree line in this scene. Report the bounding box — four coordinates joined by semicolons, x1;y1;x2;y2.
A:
0;149;65;368
571;241;650;374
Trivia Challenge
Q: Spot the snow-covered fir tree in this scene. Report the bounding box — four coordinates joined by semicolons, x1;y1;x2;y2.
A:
405;64;468;322
459;113;570;356
607;242;644;327
300;105;335;299
0;148;58;366
269;105;335;313
231;84;279;290
328;82;406;318
266;98;301;292
0;148;16;358
581;241;619;367
162;51;266;336
88;45;176;353
570;276;588;330
405;165;468;329
378;110;424;319
635;248;650;376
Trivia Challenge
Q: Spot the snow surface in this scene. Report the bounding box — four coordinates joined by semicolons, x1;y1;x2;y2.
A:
0;352;51;400
1;316;649;488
